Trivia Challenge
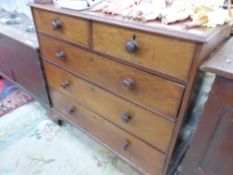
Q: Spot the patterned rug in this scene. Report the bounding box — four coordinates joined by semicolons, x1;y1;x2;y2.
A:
0;102;141;175
0;78;33;116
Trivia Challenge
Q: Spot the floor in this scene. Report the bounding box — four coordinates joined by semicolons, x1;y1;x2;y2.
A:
0;100;141;175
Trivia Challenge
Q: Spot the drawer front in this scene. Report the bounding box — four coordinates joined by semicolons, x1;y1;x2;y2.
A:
45;63;174;153
93;22;196;81
40;34;184;118
50;88;166;175
33;9;89;46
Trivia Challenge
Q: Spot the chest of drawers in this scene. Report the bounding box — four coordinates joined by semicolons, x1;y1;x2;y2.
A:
30;3;231;175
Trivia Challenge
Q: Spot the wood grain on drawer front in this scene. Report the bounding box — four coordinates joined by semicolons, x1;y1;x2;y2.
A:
50;87;166;175
44;63;174;153
93;22;196;81
39;34;184;118
32;9;89;46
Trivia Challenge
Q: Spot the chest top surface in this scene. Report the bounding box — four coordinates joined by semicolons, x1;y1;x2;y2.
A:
30;3;231;43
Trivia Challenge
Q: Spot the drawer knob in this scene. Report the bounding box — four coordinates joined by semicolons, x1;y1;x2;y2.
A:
56;51;65;60
122;112;132;123
122;140;130;150
66;106;76;114
52;18;62;30
125;40;138;53
60;80;70;89
122;78;135;89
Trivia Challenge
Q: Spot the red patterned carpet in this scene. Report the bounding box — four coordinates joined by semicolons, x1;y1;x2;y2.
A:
0;78;33;116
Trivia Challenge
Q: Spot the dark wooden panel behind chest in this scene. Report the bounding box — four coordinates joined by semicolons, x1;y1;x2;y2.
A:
0;34;50;105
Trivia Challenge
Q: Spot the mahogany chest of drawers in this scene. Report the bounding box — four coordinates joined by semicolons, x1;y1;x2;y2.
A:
30;3;231;175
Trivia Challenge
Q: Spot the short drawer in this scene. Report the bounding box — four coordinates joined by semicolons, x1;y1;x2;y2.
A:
40;34;184;118
50;87;166;175
33;9;89;46
93;22;196;81
44;63;174;153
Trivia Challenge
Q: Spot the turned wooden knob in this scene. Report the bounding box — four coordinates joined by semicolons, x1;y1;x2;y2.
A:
52;18;62;30
122;112;132;123
122;140;130;150
122;78;135;89
125;40;138;53
56;51;65;60
66;106;75;114
60;80;70;89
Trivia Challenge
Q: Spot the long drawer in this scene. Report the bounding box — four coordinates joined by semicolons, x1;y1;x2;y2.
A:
44;62;174;153
33;9;89;46
93;22;196;81
39;34;184;119
50;87;166;175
